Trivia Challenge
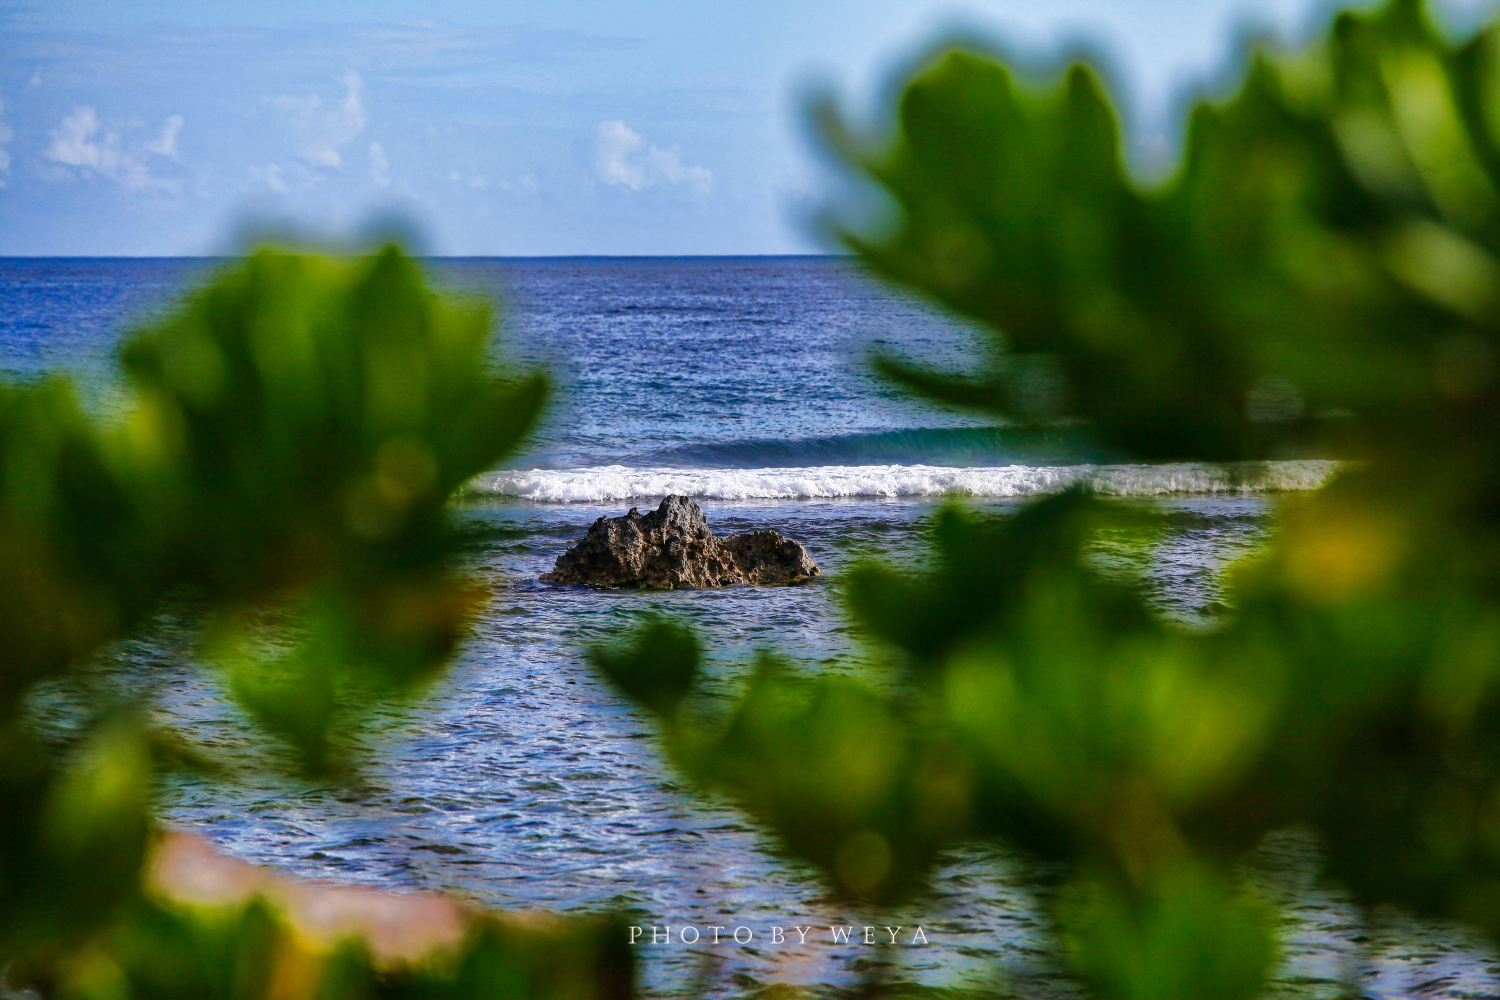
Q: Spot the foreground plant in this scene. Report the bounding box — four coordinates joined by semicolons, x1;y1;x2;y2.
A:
595;1;1500;997
0;247;629;997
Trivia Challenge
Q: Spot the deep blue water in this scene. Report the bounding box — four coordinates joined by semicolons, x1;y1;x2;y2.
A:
3;257;1494;1000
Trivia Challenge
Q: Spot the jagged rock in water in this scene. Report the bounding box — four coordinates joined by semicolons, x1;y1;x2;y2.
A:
540;495;820;589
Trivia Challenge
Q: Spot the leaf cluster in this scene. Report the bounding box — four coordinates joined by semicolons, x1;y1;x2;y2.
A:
0;248;626;997
593;2;1500;997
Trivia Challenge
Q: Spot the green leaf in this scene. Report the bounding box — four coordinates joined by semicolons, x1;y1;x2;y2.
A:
588;619;701;716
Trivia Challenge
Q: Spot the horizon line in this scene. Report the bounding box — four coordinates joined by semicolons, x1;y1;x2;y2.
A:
0;252;858;261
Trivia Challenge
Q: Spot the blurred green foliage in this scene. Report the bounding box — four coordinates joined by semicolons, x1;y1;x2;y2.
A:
64;891;630;1000
594;0;1500;997
0;247;629;998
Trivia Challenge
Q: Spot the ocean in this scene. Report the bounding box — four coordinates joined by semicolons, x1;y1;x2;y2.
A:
3;256;1495;999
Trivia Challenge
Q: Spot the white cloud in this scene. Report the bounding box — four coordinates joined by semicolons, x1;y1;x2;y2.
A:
46;106;102;167
45;105;179;193
269;69;367;169
144;115;184;159
0;98;14;186
368;141;389;187
248;164;289;193
28;68;41;89
447;169;488;189
594;120;711;195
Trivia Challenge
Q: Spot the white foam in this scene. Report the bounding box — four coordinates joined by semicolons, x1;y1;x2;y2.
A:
468;461;1339;503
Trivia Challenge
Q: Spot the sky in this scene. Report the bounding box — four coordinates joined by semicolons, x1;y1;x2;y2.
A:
1;0;1498;256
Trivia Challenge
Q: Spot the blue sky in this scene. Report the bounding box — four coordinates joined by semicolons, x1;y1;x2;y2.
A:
1;0;1496;256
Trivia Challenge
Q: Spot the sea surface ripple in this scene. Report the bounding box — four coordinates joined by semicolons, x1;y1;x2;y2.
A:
3;257;1496;1000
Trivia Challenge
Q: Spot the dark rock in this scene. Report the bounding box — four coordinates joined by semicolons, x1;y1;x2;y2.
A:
540;495;820;589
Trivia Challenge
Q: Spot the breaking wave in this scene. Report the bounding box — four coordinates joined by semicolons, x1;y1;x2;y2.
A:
468;461;1339;503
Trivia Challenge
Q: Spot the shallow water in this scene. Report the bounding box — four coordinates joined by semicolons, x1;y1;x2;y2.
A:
6;257;1500;999
134;492;1267;999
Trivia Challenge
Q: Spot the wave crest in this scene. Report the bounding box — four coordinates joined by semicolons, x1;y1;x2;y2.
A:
468;462;1339;503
